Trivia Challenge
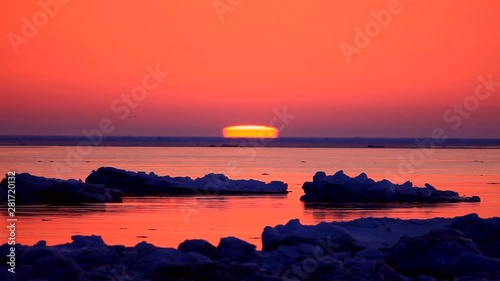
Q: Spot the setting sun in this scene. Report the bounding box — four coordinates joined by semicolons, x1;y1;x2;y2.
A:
222;125;279;138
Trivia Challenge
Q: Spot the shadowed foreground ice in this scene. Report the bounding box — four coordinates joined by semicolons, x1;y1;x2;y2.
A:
86;167;288;195
2;214;499;281
0;173;123;204
301;171;480;203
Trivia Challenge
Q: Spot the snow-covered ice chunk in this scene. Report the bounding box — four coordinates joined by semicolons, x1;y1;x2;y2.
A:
86;166;288;195
2;214;499;280
0;173;123;204
262;218;358;252
178;239;217;259
216;237;257;262
301;170;480;203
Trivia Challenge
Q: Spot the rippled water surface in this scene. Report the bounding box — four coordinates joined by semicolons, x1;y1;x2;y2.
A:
1;146;499;248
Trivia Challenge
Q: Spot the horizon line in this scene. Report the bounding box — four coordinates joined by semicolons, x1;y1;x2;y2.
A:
1;135;500;140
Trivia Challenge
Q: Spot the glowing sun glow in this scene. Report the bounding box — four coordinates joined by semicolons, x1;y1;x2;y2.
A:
222;125;279;138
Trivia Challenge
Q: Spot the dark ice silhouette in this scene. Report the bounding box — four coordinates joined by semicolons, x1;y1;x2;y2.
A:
301;171;480;203
2;214;498;280
85;167;288;195
0;173;122;204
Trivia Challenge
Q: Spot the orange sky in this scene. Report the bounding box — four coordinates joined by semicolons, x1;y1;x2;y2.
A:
1;0;499;137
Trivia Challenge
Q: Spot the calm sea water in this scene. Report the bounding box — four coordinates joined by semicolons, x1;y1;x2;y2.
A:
1;146;499;248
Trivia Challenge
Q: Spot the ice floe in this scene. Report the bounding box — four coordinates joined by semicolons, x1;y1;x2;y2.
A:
0;173;122;204
85;167;288;195
301;171;480;203
2;214;499;280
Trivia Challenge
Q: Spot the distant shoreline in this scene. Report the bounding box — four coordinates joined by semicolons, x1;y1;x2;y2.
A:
1;136;500;149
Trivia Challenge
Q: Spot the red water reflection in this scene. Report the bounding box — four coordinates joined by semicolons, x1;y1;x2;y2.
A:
1;147;499;248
